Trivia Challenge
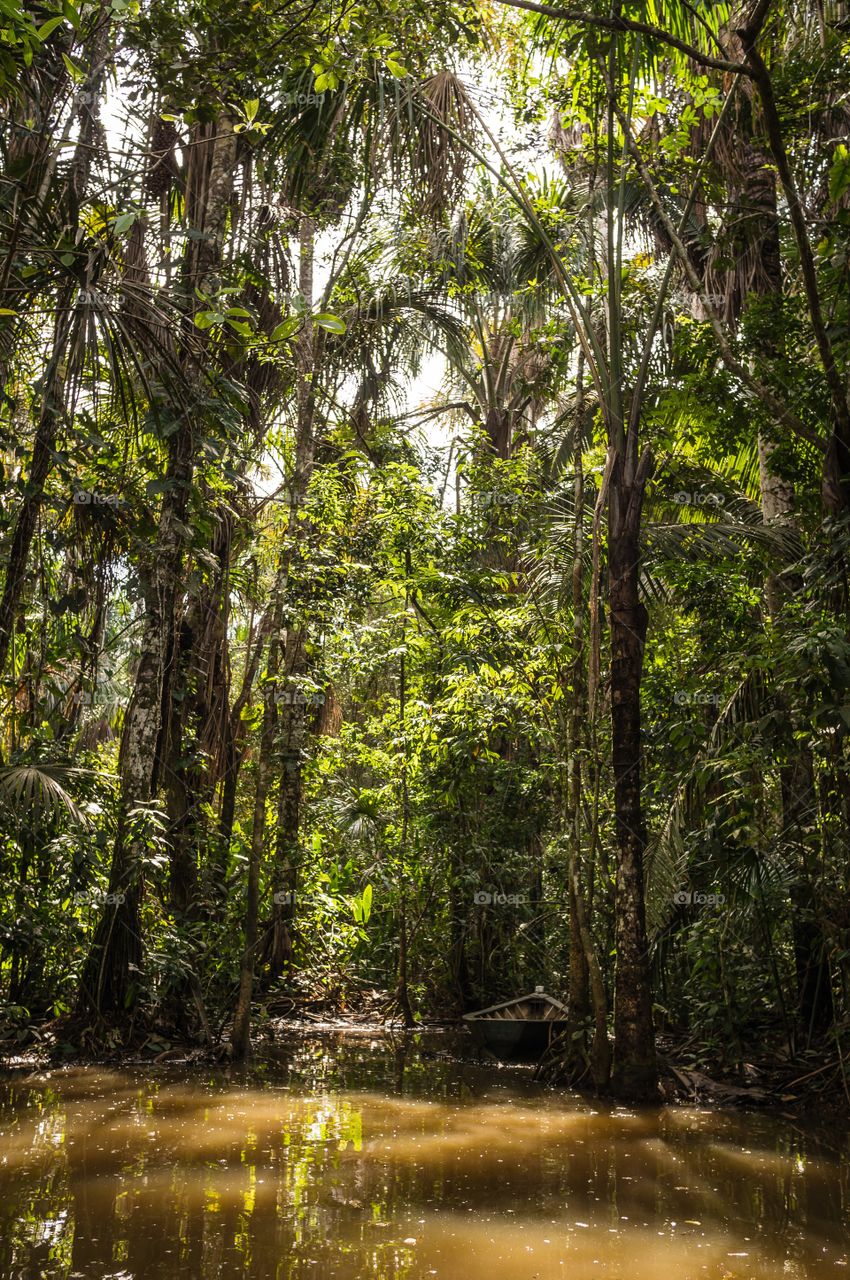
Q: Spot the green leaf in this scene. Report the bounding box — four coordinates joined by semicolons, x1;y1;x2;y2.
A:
194;310;225;329
113;211;137;234
829;144;850;204
314;312;346;334
61;51;86;83
37;15;64;40
270;317;300;342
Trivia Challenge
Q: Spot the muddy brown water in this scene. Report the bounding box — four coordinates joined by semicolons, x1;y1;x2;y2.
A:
0;1031;847;1277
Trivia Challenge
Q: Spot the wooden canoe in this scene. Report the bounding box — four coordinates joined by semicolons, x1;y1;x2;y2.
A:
462;987;569;1060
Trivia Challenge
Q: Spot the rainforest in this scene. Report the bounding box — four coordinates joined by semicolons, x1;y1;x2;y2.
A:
0;0;849;1272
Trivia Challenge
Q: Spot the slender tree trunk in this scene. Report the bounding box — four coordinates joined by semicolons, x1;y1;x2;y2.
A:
783;751;832;1037
231;683;276;1060
229;557;290;1053
565;373;590;1051
263;215;318;978
266;626;308;981
566;382;590;1038
448;838;473;1008
565;383;611;1086
395;623;415;1028
231;214;316;1046
215;619;268;883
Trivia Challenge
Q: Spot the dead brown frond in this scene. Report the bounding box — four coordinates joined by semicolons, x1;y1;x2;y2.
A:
387;71;479;221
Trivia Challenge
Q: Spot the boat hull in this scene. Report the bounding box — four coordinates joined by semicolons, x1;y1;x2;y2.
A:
464;1017;569;1060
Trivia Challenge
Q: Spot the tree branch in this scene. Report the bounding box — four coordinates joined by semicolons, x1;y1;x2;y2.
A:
608;95;827;455
492;0;750;76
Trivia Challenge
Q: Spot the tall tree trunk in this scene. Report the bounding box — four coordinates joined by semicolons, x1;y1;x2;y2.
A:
608;458;657;1100
601;45;657;1099
76;115;237;1019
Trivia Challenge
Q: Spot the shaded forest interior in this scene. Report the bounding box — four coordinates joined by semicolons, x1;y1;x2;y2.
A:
1;0;850;1104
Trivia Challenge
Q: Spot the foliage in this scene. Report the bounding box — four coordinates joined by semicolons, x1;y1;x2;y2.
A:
0;0;848;1095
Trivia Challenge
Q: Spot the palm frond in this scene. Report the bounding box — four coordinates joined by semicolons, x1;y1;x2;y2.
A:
645;667;768;935
0;764;94;828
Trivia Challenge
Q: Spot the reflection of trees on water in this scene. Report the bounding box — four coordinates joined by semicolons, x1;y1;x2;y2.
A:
0;1057;846;1277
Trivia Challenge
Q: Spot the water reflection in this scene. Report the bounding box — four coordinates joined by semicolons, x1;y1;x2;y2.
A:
0;1034;847;1277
